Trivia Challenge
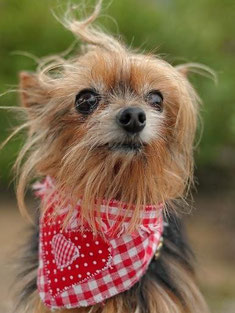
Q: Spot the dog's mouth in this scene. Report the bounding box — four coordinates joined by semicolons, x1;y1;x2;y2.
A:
105;142;145;153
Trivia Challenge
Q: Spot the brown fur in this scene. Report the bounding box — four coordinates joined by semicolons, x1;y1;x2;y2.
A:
16;6;199;233
1;2;211;313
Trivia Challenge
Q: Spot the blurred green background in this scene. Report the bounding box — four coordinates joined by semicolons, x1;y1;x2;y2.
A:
0;0;235;185
0;0;234;312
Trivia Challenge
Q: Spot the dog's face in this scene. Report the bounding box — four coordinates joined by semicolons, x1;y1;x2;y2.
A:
19;13;199;229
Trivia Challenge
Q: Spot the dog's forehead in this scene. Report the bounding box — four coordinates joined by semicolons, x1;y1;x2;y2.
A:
75;50;180;94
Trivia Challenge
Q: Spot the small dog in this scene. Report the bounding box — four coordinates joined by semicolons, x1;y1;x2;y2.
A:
7;2;210;313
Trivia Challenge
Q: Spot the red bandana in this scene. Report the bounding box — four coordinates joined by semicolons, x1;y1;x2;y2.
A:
34;176;164;310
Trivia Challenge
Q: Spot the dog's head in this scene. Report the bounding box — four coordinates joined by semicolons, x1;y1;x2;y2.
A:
18;3;199;229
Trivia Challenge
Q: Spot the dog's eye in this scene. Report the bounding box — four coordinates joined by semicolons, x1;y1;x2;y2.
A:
75;89;100;115
145;90;163;112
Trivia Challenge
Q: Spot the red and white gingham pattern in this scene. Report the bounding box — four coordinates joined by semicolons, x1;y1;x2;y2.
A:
36;177;164;310
51;234;80;268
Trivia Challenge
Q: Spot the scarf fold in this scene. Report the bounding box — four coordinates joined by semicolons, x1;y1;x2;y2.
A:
35;176;164;310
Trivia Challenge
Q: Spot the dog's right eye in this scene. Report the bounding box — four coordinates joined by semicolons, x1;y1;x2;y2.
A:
75;89;100;115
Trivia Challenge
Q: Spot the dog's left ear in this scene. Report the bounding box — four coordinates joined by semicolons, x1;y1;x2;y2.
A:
175;63;216;83
175;64;190;78
19;71;49;108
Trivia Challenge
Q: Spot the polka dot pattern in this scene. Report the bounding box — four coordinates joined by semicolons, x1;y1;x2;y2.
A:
40;208;112;298
36;176;164;310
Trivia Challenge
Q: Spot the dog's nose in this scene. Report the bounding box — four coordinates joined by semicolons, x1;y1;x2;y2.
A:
116;107;146;134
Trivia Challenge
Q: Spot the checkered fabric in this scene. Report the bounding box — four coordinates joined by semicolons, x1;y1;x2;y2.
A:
35;176;164;310
51;234;80;268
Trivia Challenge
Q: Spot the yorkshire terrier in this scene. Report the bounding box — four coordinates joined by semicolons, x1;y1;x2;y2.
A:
4;2;210;313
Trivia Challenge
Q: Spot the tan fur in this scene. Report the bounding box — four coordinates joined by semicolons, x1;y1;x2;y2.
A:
2;2;211;313
15;3;199;233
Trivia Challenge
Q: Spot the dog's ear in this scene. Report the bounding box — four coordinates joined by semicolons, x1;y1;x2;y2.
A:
175;64;190;78
19;72;49;108
175;63;216;82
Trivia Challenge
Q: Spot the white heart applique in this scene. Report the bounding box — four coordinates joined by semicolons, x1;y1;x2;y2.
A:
51;234;79;268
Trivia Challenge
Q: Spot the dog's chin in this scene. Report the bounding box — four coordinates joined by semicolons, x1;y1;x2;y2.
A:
106;142;144;154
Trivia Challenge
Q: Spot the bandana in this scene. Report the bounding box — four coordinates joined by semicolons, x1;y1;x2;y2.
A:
35;176;164;310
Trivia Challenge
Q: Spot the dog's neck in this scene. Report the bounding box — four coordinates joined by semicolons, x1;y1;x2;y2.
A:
33;175;164;236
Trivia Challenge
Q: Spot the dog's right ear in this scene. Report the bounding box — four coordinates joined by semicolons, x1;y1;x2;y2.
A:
19;72;48;108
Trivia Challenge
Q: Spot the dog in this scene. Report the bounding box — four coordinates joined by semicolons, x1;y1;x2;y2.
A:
5;2;210;313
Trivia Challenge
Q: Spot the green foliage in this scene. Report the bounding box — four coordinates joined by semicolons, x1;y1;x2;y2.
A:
0;0;234;185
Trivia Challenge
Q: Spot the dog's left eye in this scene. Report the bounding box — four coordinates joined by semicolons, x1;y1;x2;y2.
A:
145;90;164;112
75;89;100;115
